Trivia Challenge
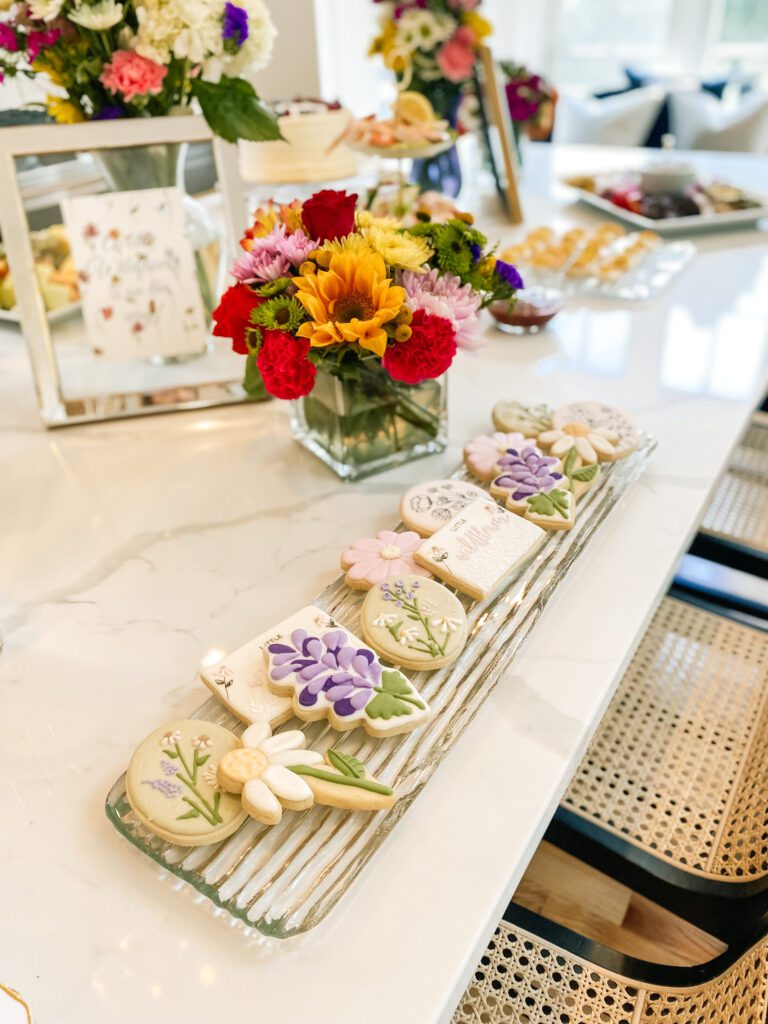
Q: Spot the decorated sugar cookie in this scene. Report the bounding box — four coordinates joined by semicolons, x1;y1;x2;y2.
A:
537;420;619;464
551;401;640;460
341;530;432;590
126;720;247;847
523;488;576;531
199;627;295;727
561;447;601;500
490;446;564;513
265;606;430;737
492;400;552;437
400;479;487;537
217;722;396;826
463;431;535;481
413;499;546;601
360;575;468;671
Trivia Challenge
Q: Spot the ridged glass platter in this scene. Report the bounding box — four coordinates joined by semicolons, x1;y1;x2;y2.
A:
106;437;655;937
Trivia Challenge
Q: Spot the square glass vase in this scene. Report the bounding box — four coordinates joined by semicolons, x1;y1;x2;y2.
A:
290;366;447;481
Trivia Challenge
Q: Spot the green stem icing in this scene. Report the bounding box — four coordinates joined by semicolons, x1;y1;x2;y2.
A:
372;686;426;710
172;741;223;825
393;595;446;659
288;764;393;796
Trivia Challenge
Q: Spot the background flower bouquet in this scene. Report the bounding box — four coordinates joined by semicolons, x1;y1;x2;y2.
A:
0;0;280;142
212;188;522;479
501;62;557;143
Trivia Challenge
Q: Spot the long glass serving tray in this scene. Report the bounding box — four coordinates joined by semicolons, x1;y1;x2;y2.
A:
106;438;655;937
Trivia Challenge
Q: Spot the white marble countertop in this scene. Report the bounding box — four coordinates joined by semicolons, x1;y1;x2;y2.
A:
2;144;768;1024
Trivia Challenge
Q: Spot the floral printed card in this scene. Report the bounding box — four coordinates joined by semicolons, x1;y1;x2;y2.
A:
62;186;207;360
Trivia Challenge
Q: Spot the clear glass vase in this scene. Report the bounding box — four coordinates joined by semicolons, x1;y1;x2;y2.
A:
290;364;447;481
94;141;224;338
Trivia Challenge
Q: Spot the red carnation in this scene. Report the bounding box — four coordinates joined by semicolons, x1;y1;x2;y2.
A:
301;189;357;242
257;330;316;399
212;283;262;355
382;309;457;385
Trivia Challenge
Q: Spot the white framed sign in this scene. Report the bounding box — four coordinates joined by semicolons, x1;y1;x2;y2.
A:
0;115;250;427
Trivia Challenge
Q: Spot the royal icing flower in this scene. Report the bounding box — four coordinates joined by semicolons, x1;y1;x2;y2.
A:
431;616;462;634
341;529;432;588
202;761;219;789
191;734;213;750
372;613;398;628
538;422;619;464
217;722;324;826
493;446;563;502
161;729;181;747
398;626;419;645
463;431;534;480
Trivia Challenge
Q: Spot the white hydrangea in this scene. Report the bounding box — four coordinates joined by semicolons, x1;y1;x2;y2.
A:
220;0;277;79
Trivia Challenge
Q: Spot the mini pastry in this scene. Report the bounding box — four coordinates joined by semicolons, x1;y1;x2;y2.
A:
400;479;487;537
413;499;546;602
360;574;467;671
491;400;552;436
126;720;247;846
463;431;535;481
551;401;640;460
341;530;431;590
265;605;430;737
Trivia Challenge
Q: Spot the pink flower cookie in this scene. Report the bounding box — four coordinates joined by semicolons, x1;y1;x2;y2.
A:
341;530;433;590
463;431;535;481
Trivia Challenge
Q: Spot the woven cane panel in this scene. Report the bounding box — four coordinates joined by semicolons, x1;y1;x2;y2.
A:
731;418;768;480
452;921;768;1024
451;922;641;1024
701;469;768;554
562;598;768;879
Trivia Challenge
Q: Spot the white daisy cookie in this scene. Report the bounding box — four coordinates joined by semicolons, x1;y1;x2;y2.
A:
551;401;640;460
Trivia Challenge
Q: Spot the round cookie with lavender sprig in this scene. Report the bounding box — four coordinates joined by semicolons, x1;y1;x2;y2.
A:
491;445;575;531
341;529;432;590
400;479;488;537
492;400;552;437
360;575;468;671
463;431;537;481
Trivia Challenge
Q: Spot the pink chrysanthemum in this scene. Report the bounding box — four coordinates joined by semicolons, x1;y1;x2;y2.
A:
232;225;317;283
401;267;483;351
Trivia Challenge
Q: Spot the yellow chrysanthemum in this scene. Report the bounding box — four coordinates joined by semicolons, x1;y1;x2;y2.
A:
318;232;375;259
46;97;84;125
355;210;401;231
462;10;493;39
294;250;406;358
362;225;433;272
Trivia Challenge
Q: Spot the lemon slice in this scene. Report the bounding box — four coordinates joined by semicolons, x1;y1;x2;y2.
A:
394;91;437;126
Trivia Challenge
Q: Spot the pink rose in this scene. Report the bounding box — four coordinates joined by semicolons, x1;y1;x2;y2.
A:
100;50;167;103
437;28;476;83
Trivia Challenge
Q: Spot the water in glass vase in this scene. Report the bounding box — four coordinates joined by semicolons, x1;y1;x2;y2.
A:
291;365;447;481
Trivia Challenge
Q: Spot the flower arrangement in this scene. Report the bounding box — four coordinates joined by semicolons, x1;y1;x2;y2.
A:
500;62;557;139
212;188;521;402
0;0;280;142
369;0;491;121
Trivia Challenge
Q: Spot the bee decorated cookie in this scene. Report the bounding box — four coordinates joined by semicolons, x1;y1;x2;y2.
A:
265;606;431;737
360;575;468;671
414;499;546;601
400;479;488;537
126;720;248;847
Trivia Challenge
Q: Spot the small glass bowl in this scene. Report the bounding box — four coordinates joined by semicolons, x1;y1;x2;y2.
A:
490;287;564;334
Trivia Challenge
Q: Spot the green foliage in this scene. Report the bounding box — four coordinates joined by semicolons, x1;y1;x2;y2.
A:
191;78;283;144
243;351;270;401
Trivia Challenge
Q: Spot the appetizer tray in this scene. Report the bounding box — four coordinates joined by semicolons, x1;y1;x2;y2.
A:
568;183;768;236
106;438;655;937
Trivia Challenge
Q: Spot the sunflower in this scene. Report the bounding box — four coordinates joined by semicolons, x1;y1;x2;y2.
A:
294;250;406;357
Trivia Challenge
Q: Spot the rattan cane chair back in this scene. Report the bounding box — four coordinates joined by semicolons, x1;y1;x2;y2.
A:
452;919;768;1024
561;597;768;882
700;415;768;554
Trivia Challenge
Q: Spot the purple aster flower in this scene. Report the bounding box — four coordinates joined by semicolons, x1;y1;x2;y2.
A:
469;242;482;263
233;225;317;284
494;259;524;290
494;447;562;502
93;105;125;121
222;2;249;45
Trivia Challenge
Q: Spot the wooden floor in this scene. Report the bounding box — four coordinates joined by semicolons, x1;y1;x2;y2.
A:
512;842;726;967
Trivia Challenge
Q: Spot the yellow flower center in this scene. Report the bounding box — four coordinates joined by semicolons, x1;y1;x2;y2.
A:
380;545;402;560
563;422;591;438
219;747;267;787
